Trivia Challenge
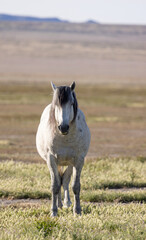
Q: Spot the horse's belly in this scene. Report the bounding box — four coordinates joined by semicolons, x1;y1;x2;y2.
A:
57;157;74;166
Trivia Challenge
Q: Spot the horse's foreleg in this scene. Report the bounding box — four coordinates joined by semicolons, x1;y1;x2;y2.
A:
72;159;84;215
62;165;73;208
47;154;61;217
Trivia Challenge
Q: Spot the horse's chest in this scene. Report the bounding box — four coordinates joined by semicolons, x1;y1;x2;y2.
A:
49;135;80;165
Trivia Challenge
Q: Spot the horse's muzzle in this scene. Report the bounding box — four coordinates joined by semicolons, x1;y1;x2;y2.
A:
58;124;69;135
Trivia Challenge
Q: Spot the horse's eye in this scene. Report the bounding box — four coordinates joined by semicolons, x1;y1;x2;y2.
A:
71;102;74;106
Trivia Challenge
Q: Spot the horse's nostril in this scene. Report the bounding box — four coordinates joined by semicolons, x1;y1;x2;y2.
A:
58;124;69;134
63;125;69;132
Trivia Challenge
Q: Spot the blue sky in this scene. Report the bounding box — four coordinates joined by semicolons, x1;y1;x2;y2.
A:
0;0;146;25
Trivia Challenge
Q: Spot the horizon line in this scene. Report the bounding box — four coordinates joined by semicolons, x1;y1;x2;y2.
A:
0;13;146;26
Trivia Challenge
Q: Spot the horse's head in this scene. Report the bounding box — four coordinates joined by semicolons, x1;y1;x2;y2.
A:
51;82;78;135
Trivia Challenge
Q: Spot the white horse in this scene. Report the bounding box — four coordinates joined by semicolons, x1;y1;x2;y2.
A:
36;82;90;216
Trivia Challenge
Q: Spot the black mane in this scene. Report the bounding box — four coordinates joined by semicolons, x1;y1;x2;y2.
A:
72;91;78;122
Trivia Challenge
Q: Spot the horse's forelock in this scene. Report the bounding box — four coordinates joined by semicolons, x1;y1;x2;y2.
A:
51;86;78;123
58;86;71;106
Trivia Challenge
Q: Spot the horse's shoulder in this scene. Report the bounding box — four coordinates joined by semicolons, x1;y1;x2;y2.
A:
40;104;51;122
77;108;86;122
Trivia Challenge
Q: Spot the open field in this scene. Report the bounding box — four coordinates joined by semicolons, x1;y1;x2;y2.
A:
0;22;146;239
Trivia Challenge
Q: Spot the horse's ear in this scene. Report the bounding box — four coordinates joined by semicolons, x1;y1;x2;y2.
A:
70;82;75;91
51;82;57;91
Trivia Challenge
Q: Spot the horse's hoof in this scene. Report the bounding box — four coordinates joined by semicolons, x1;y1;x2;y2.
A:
63;201;72;208
51;211;57;217
73;207;81;216
74;212;81;216
58;203;63;209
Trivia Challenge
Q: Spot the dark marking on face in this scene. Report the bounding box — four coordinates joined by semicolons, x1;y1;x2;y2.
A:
57;86;71;106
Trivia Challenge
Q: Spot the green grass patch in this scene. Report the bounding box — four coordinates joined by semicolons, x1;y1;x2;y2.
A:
0;203;145;240
82;158;146;191
82;189;146;203
137;156;146;163
0;161;51;199
0;190;51;200
35;216;60;238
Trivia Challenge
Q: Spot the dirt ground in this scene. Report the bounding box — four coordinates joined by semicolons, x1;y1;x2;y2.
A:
0;22;146;162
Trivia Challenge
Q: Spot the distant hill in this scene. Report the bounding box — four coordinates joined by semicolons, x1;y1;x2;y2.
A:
0;14;69;23
0;14;99;24
86;19;99;24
